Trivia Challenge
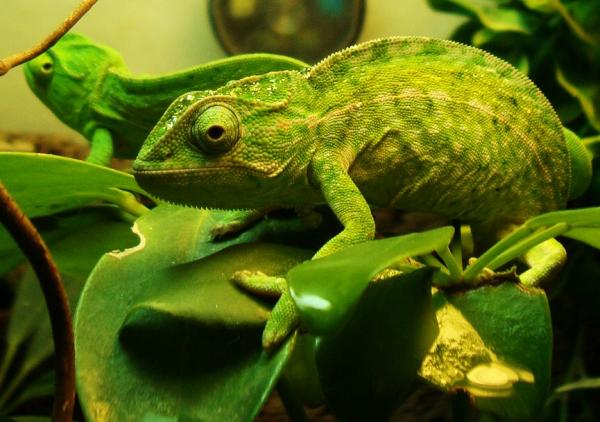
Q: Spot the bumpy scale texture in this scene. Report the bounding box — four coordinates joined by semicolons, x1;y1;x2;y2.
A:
133;36;587;347
134;37;574;233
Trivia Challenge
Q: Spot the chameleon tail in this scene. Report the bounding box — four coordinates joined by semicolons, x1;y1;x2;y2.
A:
564;127;592;200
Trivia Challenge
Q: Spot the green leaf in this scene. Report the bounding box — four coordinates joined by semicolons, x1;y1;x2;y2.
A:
0;228;22;275
0;206;122;276
0;207;137;411
554;377;600;394
2;370;54;415
420;283;552;420
282;334;325;407
562;227;600;249
316;268;438;420
0;152;146;219
288;226;454;335
522;0;556;13
429;0;538;33
556;65;600;131
75;205;313;421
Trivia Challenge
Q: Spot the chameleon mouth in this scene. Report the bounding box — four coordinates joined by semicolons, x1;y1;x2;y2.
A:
132;167;275;210
133;170;217;208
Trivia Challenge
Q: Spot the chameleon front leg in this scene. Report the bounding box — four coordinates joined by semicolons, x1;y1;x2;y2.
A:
210;209;268;238
86;127;114;166
309;154;376;258
233;156;375;348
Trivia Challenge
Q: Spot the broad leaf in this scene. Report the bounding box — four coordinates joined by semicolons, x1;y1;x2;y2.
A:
282;334;325;407
0;152;145;219
562;227;600;249
75;205;313;421
522;0;556;13
288;226;454;335
429;0;538;33
420;283;552;420
316;268;438;420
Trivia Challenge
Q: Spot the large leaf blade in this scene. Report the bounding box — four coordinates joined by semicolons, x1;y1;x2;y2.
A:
288;226;454;335
75;205;313;421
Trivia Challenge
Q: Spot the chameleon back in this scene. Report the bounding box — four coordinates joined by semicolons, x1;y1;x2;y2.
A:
306;37;570;224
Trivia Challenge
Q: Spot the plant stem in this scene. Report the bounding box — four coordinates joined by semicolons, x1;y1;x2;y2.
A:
486;223;568;271
276;376;308;422
0;182;74;422
437;245;462;281
463;226;531;282
0;0;98;76
98;188;149;217
421;253;446;270
451;223;463;272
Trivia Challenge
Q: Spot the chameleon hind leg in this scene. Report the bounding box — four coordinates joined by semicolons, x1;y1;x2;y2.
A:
472;223;566;286
519;238;566;286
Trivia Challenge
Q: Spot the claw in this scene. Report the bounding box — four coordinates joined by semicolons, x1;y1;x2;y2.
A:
230;270;299;348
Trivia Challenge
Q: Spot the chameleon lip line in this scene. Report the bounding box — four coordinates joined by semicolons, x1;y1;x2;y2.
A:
132;166;272;177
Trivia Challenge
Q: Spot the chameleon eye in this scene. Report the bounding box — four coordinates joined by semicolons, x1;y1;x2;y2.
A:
26;53;54;84
191;104;240;154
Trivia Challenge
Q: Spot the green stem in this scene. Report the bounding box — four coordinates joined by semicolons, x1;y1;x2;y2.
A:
0;182;74;422
421;253;446;271
437;246;462;281
486;223;569;271
98;188;149;217
276;376;308;422
551;0;595;45
463;226;531;282
451;225;463;272
460;225;474;260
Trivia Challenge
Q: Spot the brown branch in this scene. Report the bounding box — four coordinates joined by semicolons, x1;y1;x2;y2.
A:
0;0;98;76
0;182;74;422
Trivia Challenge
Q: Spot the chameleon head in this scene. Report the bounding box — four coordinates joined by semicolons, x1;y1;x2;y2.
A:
564;128;592;200
133;76;313;209
23;33;127;130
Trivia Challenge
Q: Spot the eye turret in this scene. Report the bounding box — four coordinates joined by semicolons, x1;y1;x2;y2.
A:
28;53;55;83
191;104;240;154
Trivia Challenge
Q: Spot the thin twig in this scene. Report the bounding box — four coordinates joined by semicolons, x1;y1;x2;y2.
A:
0;182;74;422
0;0;98;76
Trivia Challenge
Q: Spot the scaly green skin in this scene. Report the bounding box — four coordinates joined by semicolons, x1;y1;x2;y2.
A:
133;36;593;347
23;33;308;165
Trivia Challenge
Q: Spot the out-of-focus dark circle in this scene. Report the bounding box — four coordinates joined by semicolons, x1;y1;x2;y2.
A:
209;0;365;63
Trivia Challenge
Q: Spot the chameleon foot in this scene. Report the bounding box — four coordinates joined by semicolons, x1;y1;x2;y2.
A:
231;270;299;349
210;209;266;238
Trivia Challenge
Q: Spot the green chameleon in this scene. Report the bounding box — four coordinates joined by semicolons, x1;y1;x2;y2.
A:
132;36;593;348
23;33;307;165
